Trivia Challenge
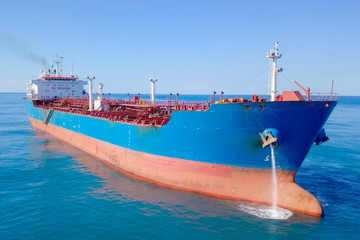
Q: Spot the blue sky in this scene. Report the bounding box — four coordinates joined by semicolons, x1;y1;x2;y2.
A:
0;0;359;95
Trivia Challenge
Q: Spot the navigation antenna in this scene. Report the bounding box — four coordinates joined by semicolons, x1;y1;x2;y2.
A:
70;63;74;77
54;54;64;77
266;42;282;101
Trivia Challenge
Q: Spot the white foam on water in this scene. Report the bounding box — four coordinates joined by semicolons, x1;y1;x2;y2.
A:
236;202;293;220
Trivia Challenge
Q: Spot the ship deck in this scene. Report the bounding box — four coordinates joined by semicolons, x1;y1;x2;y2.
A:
29;91;338;127
31;98;213;127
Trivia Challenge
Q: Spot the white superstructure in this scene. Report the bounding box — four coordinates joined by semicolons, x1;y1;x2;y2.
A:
27;55;87;100
94;83;110;111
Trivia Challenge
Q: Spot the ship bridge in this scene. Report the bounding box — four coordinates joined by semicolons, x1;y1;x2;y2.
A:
27;55;87;100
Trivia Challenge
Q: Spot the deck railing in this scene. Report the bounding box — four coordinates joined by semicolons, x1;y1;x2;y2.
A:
311;93;339;101
103;99;211;109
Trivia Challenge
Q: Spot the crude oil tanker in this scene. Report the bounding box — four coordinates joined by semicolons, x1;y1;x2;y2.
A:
24;43;337;217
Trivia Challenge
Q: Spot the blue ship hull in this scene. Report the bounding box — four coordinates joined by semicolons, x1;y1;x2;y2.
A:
25;100;336;171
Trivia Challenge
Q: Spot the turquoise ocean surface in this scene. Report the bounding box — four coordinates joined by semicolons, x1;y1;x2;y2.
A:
0;93;359;239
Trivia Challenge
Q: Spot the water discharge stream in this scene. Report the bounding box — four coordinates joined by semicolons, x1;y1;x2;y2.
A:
270;144;278;216
237;144;293;220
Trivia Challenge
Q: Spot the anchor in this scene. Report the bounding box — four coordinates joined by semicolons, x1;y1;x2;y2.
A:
259;128;279;148
314;128;329;145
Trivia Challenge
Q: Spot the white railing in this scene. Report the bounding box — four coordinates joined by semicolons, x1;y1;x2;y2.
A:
311;93;339;101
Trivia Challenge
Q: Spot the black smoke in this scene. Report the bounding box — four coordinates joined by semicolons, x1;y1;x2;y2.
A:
0;34;47;67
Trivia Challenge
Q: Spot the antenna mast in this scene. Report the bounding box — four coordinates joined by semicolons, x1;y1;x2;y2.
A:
70;63;74;77
54;54;64;77
266;42;282;101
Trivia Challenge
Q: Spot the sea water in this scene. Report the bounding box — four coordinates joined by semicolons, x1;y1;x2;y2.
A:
0;93;359;239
